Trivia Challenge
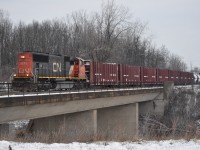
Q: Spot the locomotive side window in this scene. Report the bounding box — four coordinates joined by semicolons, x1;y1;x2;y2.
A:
36;63;39;68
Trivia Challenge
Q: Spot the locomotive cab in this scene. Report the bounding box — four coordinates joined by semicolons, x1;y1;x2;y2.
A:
12;52;36;91
16;52;34;78
69;57;86;80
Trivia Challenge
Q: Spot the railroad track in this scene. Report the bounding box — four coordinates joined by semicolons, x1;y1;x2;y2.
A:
0;86;164;97
0;84;196;97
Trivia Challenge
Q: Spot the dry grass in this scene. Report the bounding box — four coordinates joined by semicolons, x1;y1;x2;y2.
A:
139;86;200;141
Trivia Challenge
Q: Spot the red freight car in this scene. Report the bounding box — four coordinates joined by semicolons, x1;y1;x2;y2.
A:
180;71;187;85
187;72;194;85
119;64;141;85
89;61;118;85
169;70;181;84
142;67;157;83
157;69;169;83
102;63;118;85
89;61;102;85
180;71;194;85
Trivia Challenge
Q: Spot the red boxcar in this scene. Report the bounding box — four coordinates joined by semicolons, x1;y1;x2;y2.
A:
142;67;157;83
180;71;187;84
169;70;181;84
102;63;118;85
180;71;195;85
157;69;169;83
89;61;118;85
119;64;141;84
187;72;194;84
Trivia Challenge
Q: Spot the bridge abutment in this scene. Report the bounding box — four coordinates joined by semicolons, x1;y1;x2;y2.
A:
139;81;174;117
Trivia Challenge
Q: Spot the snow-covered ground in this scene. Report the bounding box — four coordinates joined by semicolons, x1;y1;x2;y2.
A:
1;140;200;150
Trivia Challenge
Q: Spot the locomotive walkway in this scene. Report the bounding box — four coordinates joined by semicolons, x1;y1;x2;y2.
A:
0;82;174;140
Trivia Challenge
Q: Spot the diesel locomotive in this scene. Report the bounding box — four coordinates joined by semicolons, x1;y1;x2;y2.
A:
12;52;86;91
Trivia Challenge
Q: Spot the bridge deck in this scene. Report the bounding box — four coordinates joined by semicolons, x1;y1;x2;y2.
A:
0;88;163;108
0;88;163;123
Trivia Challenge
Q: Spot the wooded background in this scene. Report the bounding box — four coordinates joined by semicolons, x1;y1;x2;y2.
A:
0;1;193;81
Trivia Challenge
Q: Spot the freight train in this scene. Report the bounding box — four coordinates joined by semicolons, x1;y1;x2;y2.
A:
12;51;195;91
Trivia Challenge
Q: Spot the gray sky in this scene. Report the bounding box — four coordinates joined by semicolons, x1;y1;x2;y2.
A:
1;0;200;68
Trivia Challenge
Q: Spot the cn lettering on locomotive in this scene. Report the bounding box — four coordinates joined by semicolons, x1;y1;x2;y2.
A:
19;68;31;74
53;63;61;72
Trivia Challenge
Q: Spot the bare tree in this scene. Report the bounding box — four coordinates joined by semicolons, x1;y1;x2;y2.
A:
0;9;13;80
0;2;191;80
168;54;187;71
93;0;132;62
192;67;200;73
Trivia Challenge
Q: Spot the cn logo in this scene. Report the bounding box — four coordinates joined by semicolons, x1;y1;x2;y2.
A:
19;68;31;73
53;63;61;72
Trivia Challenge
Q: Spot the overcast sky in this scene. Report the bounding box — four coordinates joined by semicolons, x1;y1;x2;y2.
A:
1;0;200;68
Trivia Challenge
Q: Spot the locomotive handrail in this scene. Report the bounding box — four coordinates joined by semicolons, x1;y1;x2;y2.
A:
10;74;14;83
9;68;16;83
33;68;38;83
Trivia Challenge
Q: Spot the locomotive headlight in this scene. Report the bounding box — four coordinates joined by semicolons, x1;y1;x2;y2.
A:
20;56;25;58
13;74;16;77
26;74;29;76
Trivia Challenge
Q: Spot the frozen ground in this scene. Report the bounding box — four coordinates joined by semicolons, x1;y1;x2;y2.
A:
1;140;200;150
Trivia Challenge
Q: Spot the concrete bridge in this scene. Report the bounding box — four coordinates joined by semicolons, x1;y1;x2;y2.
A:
0;82;174;141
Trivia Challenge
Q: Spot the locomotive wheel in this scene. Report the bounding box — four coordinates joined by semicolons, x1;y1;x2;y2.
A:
51;82;57;89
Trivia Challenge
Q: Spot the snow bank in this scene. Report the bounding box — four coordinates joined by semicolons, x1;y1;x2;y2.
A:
1;140;200;150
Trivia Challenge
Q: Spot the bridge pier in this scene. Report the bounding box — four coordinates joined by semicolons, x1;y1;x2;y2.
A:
0;123;15;136
164;81;174;101
97;103;139;139
29;103;139;141
30;110;97;142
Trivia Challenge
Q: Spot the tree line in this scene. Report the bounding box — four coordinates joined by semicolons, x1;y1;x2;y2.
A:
0;1;188;81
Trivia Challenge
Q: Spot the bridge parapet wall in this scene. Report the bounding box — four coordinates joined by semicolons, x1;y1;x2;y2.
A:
0;88;163;108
